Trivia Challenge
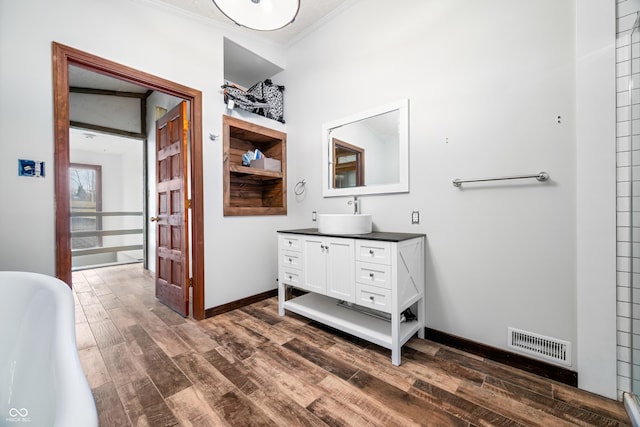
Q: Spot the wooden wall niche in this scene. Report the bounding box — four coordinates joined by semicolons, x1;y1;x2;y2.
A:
223;115;287;216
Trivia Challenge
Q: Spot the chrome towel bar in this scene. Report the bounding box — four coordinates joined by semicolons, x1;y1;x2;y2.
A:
452;172;549;187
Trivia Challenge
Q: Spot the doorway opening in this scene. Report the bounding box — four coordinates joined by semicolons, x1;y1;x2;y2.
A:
53;42;205;320
70;133;145;270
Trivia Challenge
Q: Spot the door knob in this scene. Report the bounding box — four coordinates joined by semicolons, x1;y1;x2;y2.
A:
150;216;160;222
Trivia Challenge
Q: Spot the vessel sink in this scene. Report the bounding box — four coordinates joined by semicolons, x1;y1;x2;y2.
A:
317;214;372;235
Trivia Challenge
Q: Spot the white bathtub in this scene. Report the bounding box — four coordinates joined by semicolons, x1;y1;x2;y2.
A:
0;272;98;426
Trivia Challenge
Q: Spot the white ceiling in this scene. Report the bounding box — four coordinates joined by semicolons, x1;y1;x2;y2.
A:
70;127;142;155
148;0;355;45
69;65;149;93
69;0;355;91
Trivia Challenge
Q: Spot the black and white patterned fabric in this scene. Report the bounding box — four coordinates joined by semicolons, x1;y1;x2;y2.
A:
222;79;285;124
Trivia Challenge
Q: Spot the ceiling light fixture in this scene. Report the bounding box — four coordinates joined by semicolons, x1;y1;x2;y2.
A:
212;0;300;31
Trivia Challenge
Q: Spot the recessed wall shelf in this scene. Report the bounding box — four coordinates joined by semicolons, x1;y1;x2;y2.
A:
222;115;287;216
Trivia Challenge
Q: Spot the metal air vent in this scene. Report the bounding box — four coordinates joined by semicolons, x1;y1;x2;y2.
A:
508;327;571;366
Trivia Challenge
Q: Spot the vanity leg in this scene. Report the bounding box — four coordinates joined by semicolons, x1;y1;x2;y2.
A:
418;298;425;339
391;311;401;366
278;281;285;317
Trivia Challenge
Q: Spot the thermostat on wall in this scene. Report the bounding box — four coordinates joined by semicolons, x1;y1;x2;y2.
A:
18;159;45;178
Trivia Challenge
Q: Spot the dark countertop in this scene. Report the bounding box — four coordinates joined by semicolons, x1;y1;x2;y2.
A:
278;228;425;242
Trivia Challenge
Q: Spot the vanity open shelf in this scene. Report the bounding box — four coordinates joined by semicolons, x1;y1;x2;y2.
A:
281;293;422;353
277;229;426;365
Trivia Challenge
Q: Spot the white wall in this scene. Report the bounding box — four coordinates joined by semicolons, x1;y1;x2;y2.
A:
0;0;619;398
284;0;581;367
0;0;289;309
576;0;617;399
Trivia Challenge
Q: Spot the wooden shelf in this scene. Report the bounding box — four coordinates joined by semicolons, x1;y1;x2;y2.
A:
229;165;283;180
223;116;287;216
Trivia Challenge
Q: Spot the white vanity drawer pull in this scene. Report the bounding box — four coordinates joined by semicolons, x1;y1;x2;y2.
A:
356;241;391;264
357;283;391;313
356;262;391;289
281;269;302;285
280;236;301;252
282;251;301;268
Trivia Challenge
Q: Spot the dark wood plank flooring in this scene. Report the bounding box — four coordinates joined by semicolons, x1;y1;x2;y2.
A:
73;264;630;426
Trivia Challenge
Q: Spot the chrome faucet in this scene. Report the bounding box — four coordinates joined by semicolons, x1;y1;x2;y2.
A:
348;196;360;215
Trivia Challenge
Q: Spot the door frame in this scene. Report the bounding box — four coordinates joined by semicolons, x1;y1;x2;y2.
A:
52;42;206;320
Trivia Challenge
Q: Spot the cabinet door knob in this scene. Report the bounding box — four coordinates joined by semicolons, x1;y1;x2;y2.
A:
369;249;374;255
288;258;292;263
288;275;292;280
288;241;292;246
369;273;374;279
369;296;374;301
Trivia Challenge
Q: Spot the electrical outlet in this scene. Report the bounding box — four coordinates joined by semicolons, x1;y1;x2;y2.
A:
312;210;317;221
412;210;420;224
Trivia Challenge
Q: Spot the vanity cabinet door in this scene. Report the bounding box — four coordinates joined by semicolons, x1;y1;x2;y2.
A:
302;237;327;294
300;236;355;300
325;238;355;302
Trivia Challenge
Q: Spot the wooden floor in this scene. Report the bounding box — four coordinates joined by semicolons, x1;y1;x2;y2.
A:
74;264;630;427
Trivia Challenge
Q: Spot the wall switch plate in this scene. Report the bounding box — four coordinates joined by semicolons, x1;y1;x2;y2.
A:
312;210;317;222
412;210;420;224
18;159;45;177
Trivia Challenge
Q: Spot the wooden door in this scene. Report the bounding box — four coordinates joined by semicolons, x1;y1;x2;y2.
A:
154;101;189;316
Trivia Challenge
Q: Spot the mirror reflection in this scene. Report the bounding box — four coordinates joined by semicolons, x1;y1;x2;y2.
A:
322;99;409;197
333;138;365;188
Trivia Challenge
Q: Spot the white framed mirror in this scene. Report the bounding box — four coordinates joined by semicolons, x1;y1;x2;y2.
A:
322;99;409;197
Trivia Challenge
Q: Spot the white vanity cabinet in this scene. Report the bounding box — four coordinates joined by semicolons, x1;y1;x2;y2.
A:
278;229;426;366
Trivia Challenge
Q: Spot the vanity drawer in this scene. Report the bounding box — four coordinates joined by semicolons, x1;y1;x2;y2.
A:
356;241;391;265
279;235;302;252
281;250;302;269
280;267;304;288
356;283;391;314
356;261;391;289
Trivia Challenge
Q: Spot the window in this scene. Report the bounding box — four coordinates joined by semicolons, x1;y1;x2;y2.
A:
70;163;102;249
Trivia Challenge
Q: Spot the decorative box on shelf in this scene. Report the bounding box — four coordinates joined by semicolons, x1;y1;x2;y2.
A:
250;158;281;172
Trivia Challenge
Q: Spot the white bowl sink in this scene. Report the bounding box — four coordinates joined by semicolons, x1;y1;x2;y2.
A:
317;214;372;235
